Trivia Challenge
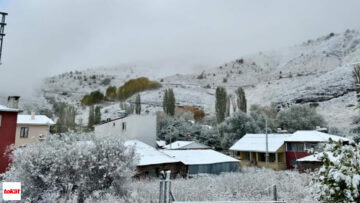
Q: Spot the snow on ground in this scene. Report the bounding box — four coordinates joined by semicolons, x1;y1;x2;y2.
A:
130;167;315;202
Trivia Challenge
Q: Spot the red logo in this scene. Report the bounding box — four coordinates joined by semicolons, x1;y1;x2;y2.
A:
3;189;21;194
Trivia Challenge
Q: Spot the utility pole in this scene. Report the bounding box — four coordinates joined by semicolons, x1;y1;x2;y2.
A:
0;11;8;65
265;118;269;167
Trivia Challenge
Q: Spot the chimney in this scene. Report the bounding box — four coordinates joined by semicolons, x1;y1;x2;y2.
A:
31;112;35;120
7;96;20;109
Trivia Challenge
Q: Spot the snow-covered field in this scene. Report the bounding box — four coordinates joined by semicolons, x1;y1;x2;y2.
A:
129;167;315;203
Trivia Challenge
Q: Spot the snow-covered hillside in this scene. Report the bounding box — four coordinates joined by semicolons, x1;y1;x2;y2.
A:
40;29;360;131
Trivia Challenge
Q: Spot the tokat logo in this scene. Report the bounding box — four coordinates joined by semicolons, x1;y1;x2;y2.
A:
2;182;21;200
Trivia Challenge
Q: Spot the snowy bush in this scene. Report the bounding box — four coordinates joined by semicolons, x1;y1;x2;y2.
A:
3;133;137;202
157;115;201;142
218;112;260;149
311;141;360;202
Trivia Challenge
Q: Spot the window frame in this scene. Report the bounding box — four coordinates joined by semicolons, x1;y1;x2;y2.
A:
20;127;29;138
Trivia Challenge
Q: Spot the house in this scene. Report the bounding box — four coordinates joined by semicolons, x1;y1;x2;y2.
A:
163;141;210;150
229;134;291;170
15;113;55;147
162;149;239;175
95;114;156;147
0;96;22;173
124;140;186;178
284;130;349;169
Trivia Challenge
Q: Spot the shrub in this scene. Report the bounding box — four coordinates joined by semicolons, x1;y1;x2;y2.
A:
81;91;105;106
106;86;117;99
117;77;161;101
3;134;137;202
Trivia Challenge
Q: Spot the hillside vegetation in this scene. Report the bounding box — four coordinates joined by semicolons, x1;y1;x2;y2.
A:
117;77;161;101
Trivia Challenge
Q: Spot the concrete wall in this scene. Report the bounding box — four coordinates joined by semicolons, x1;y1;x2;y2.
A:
15;124;50;147
95;114;156;147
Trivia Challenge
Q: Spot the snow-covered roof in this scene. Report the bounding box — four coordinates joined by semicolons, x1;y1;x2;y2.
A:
0;104;21;112
297;152;336;162
164;141;210;150
162;149;239;165
125;140;179;166
17;115;55;125
285;131;349;143
229;134;291;153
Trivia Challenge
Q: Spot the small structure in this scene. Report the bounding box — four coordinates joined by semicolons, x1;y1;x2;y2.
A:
15;113;55;147
164;141;210;150
0;96;22;173
156;140;166;149
162;149;239;175
125;140;186;178
229;134;291;170
95;114;156;147
296;152;336;172
284;130;349;169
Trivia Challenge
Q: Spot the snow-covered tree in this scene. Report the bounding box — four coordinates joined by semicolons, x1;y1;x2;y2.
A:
311;141;360;202
218;112;260;149
3;133;137;202
275;105;326;133
215;86;227;123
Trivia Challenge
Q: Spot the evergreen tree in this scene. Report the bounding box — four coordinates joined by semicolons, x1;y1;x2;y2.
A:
163;89;168;114
215;86;227;123
135;94;141;114
168;89;176;116
235;87;247;113
88;106;95;129
94;106;101;124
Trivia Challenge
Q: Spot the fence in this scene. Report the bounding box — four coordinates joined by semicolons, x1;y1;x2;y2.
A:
158;170;285;203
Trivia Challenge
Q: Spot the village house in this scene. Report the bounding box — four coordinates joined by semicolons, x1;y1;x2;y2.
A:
125;140;186;178
284;130;349;169
163;141;210;150
162;149;240;175
0;96;22;173
229;134;290;170
94;114;156;147
15;113;55;147
229;130;349;170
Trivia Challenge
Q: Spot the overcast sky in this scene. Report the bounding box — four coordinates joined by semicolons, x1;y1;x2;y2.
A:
1;0;360;97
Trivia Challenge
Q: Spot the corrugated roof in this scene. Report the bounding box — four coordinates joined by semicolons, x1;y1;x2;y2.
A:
164;141;210;150
17;115;55;125
0;104;21;112
285;131;349;142
162;149;239;165
229;134;291;153
125;140;179;166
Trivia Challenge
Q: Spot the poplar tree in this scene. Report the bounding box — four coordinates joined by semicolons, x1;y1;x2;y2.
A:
135;94;141;114
94;106;101;124
215;86;227;123
88;106;95;129
235;87;247;113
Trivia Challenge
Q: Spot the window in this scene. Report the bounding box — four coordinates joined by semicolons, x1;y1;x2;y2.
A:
20;127;29;138
0;114;2;127
244;152;250;161
259;153;275;162
287;143;304;152
122;122;126;131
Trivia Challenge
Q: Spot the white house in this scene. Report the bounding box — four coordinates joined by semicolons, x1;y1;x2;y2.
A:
15;114;55;147
94;114;156;147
